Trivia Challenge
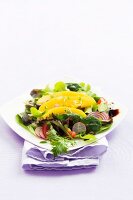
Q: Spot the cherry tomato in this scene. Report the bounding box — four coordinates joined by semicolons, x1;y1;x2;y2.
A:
97;99;102;104
66;127;76;138
70;131;77;138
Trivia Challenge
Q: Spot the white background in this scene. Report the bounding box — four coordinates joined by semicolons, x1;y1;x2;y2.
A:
0;1;133;200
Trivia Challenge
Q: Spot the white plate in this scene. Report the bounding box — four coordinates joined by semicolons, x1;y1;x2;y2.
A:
0;86;127;151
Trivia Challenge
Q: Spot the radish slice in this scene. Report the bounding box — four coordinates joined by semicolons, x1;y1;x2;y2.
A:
35;127;45;139
88;112;110;121
72;122;86;134
35;127;41;137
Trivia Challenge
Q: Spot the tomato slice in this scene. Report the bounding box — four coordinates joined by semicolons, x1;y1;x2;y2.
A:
97;97;107;104
42;124;49;138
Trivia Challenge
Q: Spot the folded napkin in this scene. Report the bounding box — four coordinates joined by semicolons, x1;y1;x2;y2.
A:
22;137;108;170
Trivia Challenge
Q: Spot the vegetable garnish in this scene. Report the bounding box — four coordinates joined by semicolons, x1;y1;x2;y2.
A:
16;81;119;156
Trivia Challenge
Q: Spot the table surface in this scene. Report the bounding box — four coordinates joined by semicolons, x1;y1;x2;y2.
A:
0;1;133;200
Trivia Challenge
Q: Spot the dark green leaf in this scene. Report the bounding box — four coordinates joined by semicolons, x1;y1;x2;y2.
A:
98;123;112;133
81;116;102;133
93;96;101;102
52;141;68;156
40;140;47;144
77;134;97;142
51;120;68;134
55;114;81;123
66;83;82;91
47;127;72;156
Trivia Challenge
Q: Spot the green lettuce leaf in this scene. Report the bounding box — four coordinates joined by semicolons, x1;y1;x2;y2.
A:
16;114;35;134
30;107;42;117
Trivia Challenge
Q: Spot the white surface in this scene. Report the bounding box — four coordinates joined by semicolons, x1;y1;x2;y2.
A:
0;1;133;200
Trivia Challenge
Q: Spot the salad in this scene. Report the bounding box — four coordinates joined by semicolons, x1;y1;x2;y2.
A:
16;81;119;156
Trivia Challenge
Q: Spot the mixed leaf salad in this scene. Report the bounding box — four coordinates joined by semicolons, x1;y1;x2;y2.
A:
16;81;119;156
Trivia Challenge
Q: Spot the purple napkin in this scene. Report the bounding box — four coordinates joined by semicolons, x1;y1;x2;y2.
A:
22;137;108;170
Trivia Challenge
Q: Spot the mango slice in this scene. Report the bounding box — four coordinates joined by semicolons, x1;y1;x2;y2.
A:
37;95;51;105
37;91;94;105
39;95;96;112
42;107;87;119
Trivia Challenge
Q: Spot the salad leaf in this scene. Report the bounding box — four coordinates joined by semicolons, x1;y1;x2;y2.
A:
79;82;91;91
16;114;35;134
30;89;42;98
51;120;68;134
85;84;91;91
93;96;101;102
76;133;97;144
66;83;82;91
98;123;112;133
30;107;42;117
41;85;52;95
54;114;81;124
78;133;96;140
81;116;102;133
47;128;69;156
30;85;52;98
98;103;108;112
79;82;85;87
54;81;66;92
20;112;33;125
92;104;98;111
40;140;47;144
52;141;68;156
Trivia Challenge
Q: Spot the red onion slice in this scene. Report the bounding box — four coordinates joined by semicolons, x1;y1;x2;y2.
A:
88;112;110;121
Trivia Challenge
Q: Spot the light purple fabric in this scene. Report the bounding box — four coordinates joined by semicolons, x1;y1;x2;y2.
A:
22;137;108;170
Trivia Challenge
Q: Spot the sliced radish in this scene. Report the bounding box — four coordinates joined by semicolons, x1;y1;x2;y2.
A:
72;122;86;134
35;127;45;139
35;127;41;137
